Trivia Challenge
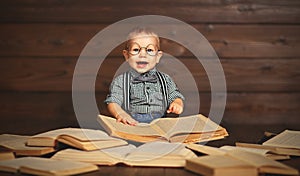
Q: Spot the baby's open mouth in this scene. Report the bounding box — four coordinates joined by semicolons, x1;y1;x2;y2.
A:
136;61;148;68
136;61;148;67
136;61;148;65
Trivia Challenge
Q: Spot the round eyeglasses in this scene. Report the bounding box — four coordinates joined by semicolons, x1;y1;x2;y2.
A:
127;43;159;56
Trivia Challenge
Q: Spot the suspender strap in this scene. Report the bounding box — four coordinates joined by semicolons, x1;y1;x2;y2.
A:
123;71;130;112
156;71;169;112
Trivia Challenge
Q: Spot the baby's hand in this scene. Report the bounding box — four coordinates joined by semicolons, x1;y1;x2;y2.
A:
167;98;183;114
116;113;138;126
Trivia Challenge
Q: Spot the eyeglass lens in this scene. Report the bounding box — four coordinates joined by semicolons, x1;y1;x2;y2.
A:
128;43;158;56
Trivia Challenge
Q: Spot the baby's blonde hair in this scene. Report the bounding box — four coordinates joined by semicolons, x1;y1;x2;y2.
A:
125;27;160;49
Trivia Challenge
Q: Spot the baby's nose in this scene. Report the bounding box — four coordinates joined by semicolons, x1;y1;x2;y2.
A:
139;48;147;57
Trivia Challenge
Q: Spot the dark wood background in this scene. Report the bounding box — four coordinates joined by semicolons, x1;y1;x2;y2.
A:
0;0;299;135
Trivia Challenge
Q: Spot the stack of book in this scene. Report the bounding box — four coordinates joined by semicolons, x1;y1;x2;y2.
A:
0;113;228;175
0;127;130;175
1;114;299;176
184;130;300;176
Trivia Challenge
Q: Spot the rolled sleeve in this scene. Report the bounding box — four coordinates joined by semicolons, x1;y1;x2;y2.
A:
164;74;185;104
104;75;124;106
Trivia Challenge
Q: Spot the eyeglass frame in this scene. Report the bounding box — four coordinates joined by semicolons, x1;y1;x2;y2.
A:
125;42;160;56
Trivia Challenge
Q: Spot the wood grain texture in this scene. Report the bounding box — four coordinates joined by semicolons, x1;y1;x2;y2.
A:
0;1;299;133
0;0;299;24
0;92;299;135
0;24;299;58
0;57;299;92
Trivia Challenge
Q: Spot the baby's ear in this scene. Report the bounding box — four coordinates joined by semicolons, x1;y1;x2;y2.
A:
156;50;163;63
123;50;129;61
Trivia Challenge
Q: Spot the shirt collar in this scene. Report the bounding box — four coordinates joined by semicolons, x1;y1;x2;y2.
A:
129;68;157;78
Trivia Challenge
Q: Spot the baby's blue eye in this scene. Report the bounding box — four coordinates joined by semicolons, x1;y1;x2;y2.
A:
147;49;154;52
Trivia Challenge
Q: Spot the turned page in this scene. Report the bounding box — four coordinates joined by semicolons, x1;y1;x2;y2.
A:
98;115;161;136
153;114;221;139
125;141;186;160
263;130;300;149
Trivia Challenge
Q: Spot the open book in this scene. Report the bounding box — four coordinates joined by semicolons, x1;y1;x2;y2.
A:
263;130;300;150
219;145;290;160
27;128;128;151
185;149;299;176
0;157;98;176
186;143;290;160
236;130;300;156
52;141;197;167
0;134;55;156
97;114;228;143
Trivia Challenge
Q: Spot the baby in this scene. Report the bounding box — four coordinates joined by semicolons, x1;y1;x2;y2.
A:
105;27;184;125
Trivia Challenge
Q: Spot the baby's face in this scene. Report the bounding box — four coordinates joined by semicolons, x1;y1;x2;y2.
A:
123;35;162;73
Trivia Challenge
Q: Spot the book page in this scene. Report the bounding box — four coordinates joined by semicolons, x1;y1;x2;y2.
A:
154;114;221;139
263;130;300;149
186;143;226;155
57;136;128;151
125;141;186;161
99;115;160;136
32;128;115;141
20;157;98;175
31;128;69;139
226;150;291;169
236;142;300;157
187;155;256;169
101;144;136;159
220;145;270;155
0;157;98;175
52;145;136;165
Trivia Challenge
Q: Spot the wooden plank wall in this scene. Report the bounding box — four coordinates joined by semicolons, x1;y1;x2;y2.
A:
0;0;299;134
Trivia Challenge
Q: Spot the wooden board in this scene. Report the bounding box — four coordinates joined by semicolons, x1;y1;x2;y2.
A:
0;24;299;58
0;57;299;92
0;0;299;24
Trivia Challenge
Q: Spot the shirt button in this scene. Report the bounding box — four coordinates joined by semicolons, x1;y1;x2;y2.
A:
146;87;150;90
150;99;153;102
